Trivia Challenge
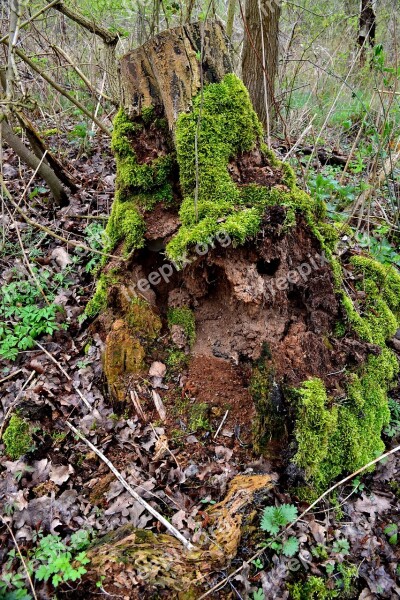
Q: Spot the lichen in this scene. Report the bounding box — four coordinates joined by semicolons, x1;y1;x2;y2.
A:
126;297;162;342
3;414;33;459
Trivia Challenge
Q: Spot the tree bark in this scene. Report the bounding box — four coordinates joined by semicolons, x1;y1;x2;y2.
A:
242;0;281;137
120;20;233;128
0;116;68;206
358;0;376;65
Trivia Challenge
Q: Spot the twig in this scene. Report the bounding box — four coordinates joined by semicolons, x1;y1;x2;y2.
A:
0;514;38;600
213;410;229;439
0;369;23;385
130;389;146;421
0;0;61;45
66;421;195;551
35;342;91;410
198;442;400;599
0;41;111;136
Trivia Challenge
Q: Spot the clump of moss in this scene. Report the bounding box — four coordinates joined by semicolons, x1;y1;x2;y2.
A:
3;414;33;459
292;379;338;486
166;75;328;263
85;272;119;319
291;255;400;491
166;349;188;372
167;307;196;347
188;402;209;431
103;108;175;256
289;576;339;599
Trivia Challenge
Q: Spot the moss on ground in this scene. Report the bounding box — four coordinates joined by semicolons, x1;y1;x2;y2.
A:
3;414;33;459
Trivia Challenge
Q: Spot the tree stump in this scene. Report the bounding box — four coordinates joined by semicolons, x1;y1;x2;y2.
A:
85;19;400;598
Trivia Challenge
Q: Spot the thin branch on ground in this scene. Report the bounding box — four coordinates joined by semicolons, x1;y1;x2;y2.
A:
65;421;195;551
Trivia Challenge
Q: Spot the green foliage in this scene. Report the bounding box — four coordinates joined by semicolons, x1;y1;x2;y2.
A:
188;402;209;431
384;399;400;438
331;539;350;555
84;221;107;273
289;576;339;599
0;267;64;360
260;504;298;535
1;530;92;598
166;349;188;372
2;415;33;460
384;523;398;545
167;307;196;347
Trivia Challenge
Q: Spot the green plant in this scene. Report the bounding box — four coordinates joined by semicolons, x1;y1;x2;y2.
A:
2;415;34;459
1;530;92;598
260;503;299;557
0;267;66;360
252;589;264;600
383;399;400;438
331;539;350;556
384;523;398;545
83;222;107;273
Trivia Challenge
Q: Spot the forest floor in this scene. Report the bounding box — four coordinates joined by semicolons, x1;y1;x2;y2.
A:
0;123;400;599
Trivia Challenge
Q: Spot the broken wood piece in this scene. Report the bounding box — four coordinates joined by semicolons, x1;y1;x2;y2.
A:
130;389;146;421
152;389;167;421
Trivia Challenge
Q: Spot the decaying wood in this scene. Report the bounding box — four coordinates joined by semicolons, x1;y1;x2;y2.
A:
86;474;273;596
120;20;233;128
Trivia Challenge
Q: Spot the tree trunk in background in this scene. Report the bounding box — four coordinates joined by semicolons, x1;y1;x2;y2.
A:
226;0;236;39
358;0;376;65
242;0;281;139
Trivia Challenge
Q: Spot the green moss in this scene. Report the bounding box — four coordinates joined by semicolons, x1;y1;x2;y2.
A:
103;108;175;256
166;349;188;371
250;362;287;452
289;576;339;599
292;379;338;485
105;198;145;255
188;402;209;431
167;74;322;263
3;415;33;459
85;272;119;318
167;307;196;347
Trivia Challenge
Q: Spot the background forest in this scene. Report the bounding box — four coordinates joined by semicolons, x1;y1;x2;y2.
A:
0;0;400;599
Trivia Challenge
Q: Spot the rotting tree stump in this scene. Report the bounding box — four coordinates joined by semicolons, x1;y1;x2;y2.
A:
84;19;400;598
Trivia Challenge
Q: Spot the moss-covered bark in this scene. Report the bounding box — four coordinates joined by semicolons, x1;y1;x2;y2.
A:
89;22;400;495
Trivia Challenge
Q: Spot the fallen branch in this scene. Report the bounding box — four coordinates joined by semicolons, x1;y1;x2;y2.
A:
65;421;195;551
